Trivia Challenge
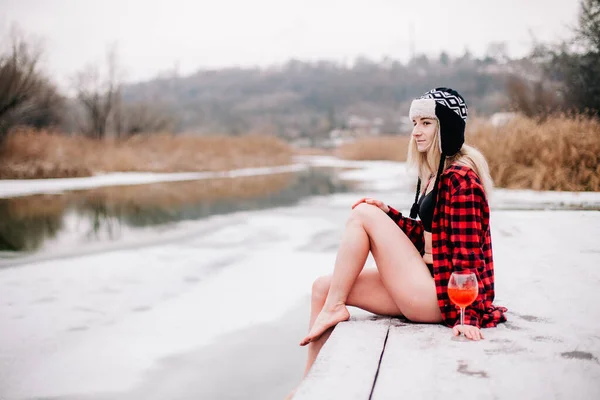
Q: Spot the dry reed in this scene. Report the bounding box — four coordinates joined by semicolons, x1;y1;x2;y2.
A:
468;114;600;191
294;147;331;156
0;129;293;179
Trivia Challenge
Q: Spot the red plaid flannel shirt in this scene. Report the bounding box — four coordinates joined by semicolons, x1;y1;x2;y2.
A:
387;164;507;328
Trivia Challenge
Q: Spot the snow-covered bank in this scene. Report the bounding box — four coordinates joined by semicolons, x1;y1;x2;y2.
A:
301;156;600;209
0;155;376;199
0;164;307;199
2;155;599;210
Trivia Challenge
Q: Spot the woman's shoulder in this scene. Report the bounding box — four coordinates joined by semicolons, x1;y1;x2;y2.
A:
443;162;472;177
442;162;484;193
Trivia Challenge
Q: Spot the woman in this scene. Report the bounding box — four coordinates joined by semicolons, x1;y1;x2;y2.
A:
297;87;507;380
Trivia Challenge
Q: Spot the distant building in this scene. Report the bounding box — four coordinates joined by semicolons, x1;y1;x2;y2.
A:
490;112;518;127
344;114;384;136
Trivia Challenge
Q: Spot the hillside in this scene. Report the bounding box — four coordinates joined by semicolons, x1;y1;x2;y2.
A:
122;56;513;139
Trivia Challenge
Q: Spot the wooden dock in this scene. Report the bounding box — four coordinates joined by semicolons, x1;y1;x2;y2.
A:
295;303;600;399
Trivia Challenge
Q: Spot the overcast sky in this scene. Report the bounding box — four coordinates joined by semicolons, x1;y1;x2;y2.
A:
1;0;580;86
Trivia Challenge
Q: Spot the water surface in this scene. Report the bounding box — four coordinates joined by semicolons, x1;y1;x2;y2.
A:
0;167;351;260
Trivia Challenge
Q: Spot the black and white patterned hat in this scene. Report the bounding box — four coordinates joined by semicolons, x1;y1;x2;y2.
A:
409;87;467;155
408;87;468;219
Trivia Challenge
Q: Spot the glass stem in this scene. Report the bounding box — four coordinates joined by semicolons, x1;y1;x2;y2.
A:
460;307;465;334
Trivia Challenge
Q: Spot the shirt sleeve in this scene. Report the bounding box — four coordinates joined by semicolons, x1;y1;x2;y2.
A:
448;178;487;328
386;206;425;254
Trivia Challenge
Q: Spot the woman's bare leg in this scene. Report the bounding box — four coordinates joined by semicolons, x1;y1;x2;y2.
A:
300;203;441;346
284;269;402;399
303;269;402;376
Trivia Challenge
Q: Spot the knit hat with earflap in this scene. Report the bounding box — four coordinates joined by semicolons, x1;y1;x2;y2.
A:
408;87;468;219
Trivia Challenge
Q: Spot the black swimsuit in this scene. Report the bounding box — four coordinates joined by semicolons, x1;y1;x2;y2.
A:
418;189;434;233
418;189;435;276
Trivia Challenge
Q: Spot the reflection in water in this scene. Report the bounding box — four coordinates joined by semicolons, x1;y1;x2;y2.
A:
80;200;123;241
0;195;66;252
0;168;349;256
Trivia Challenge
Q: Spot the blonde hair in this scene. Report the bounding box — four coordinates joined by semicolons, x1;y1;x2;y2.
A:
407;121;493;195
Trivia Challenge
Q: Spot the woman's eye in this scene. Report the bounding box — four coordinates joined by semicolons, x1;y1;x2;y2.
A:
424;121;430;125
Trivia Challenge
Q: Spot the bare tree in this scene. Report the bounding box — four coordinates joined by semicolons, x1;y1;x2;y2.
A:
0;29;63;140
577;0;600;53
119;102;176;136
506;74;563;118
73;45;122;139
536;0;600;116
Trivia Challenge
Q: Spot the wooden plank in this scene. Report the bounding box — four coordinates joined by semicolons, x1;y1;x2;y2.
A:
371;320;492;400
372;318;600;400
294;315;391;400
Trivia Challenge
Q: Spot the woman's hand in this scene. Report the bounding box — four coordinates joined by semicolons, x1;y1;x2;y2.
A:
351;197;390;213
452;325;484;341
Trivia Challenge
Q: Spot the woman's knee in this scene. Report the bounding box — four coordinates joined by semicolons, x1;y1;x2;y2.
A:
349;203;379;226
311;275;331;302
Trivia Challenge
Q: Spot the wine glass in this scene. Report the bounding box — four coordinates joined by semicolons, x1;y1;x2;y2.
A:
447;272;478;340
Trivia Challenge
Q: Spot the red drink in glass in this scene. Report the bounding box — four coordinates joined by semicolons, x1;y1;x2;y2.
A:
447;287;478;308
448;272;479;339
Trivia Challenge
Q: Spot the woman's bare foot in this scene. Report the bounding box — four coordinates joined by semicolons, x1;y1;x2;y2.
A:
299;303;350;346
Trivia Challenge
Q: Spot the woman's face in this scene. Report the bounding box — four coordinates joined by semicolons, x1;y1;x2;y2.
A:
412;117;437;153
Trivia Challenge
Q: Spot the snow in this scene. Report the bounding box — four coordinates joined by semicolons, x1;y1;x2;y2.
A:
0;212;337;397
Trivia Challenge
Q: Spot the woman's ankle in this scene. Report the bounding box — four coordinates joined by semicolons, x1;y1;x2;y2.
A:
322;300;347;312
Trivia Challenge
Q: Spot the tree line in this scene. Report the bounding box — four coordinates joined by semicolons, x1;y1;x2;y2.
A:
506;0;599;118
0;0;598;142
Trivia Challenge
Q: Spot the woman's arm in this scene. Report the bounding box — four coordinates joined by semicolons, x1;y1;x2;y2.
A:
350;197;424;253
448;176;488;329
386;206;425;254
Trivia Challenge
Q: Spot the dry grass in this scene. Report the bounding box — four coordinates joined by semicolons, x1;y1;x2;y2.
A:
469;114;600;191
335;136;411;162
331;116;599;191
0;129;293;179
294;147;331;156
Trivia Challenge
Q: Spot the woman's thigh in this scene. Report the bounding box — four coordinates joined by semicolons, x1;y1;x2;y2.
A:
354;204;442;323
